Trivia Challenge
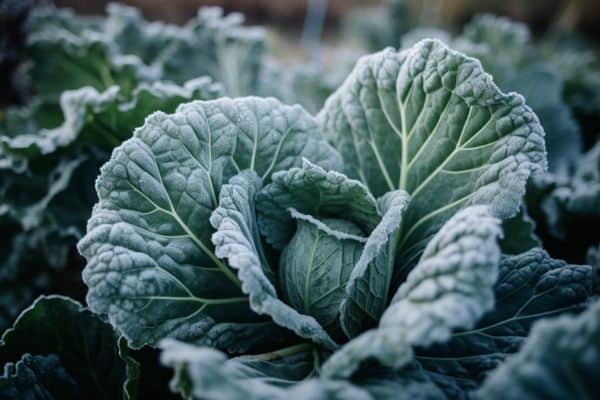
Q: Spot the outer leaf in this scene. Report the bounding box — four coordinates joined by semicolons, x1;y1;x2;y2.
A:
0;78;224;331
340;189;410;337
322;206;502;378
0;220;86;333
27;6;102;37
0;354;80;400
319;39;546;281
102;4;273;97
502;64;581;177
540;142;600;241
456;14;532;83
159;339;373;400
588;244;600;268
27;25;157;102
0;295;138;400
104;3;182;65
257;159;379;250
78;98;341;348
498;206;540;255
210;170;338;349
418;248;599;398
1;77;223;159
355;363;446;400
474;300;600;400
158;7;268;96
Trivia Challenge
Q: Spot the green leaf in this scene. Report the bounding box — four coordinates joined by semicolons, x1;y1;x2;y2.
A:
0;295;138;400
210;170;339;349
321;206;502;378
498;206;540;255
156;7;268;96
27;25;156;102
355;363;446;400
341;189;410;337
0;354;81;400
456;14;532;83
319;39;546;282
540;142;600;241
257;160;378;250
159;339;373;400
1;155;85;230
474;300;600;400
1;77;223;159
502;64;582;177
417;248;598;397
104;3;181;65
279;211;365;338
27;6;103;37
78;98;341;348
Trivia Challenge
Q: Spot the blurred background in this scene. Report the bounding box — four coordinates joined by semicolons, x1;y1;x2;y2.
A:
1;2;599;398
34;0;600;59
50;0;600;36
4;0;600;105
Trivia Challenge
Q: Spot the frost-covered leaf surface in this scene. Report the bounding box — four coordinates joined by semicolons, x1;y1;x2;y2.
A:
160;340;316;400
418;248;598;398
341;190;410;337
0;295;138;400
5;3;600;398
160;340;444;400
257;160;376;250
78;97;341;348
538;142;600;244
1;77;223;158
0;354;81;400
455;14;532;83
210;170;338;348
319;39;546;283
279;212;365;339
26;22;156;102
0;77;223;333
102;3;271;97
502;64;581;177
321;206;502;378
474;300;600;400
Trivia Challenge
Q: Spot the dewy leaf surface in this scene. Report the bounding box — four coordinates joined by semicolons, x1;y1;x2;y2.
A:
319;39;546;280
417;248;599;398
322;206;502;378
257;159;379;250
78;97;341;348
210;170;338;349
474;300;600;400
340;189;410;337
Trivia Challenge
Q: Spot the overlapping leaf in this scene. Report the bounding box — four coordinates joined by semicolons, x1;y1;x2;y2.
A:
0;295;139;400
319;39;546;286
78;98;341;348
321;206;502;378
418;248;598;398
474;300;600;400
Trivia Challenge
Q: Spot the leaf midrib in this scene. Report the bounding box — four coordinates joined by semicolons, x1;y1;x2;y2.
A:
303;230;321;315
126;180;242;288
